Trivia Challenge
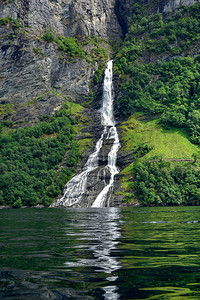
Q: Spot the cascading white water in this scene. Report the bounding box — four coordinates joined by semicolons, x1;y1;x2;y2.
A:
51;60;120;208
51;130;105;207
92;61;120;207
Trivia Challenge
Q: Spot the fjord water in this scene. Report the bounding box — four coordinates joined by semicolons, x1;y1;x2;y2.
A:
52;60;120;208
1;207;200;299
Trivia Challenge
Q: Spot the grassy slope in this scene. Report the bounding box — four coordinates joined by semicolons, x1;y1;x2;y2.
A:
121;113;199;159
120;113;200;199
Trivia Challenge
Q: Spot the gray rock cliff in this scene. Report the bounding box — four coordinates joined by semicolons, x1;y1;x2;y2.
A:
1;0;122;38
0;0;123;125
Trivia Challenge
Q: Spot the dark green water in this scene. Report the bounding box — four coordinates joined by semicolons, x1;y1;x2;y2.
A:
0;207;200;299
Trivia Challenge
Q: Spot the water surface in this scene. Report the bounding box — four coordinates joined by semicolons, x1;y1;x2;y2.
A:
0;207;200;299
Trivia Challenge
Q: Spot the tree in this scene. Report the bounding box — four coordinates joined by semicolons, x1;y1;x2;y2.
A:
13;197;22;208
192;152;200;163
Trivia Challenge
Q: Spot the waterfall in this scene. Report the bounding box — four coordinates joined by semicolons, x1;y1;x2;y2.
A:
51;60;120;208
92;61;120;207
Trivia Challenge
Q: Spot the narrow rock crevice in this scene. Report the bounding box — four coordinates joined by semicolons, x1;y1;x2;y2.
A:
114;0;134;38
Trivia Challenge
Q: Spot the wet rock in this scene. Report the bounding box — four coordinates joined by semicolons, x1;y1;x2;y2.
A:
115;0;134;37
0;206;12;209
117;150;135;168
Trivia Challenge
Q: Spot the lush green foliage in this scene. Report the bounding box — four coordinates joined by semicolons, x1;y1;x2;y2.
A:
56;36;87;58
116;2;200;61
116;2;200;205
118;56;200;143
0;17;20;28
43;30;87;59
130;160;200;206
93;62;106;84
0;106;79;207
115;2;200;145
43;30;108;65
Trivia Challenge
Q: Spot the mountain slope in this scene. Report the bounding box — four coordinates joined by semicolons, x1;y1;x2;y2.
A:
0;0;128;207
1;0;200;207
115;0;200;206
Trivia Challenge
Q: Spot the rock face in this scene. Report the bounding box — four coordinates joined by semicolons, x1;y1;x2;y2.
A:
115;0;134;37
0;0;122;38
0;0;123;124
160;0;196;13
0;35;96;123
137;0;197;14
0;0;132;208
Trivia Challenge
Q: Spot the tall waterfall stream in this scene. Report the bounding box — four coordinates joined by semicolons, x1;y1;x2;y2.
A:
51;60;120;208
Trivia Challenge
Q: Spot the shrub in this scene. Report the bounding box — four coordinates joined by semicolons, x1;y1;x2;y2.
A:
0;17;20;28
43;29;56;42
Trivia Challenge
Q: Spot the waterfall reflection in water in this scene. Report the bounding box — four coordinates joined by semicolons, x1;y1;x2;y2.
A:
1;207;200;299
65;207;122;300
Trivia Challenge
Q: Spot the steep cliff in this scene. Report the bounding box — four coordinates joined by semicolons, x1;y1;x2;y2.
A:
0;0;123;125
1;0;122;38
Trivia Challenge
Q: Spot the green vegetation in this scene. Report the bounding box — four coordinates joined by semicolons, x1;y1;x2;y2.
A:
33;47;45;57
128;160;200;206
56;36;86;58
93;62;106;84
115;2;200;144
121;114;200;159
119;114;200;204
116;2;200;61
116;55;200;144
43;29;57;43
44;30;87;59
43;29;108;67
0;103;14;118
115;2;200;205
0;105;80;207
2;2;200;207
0;0;13;3
0;17;20;28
